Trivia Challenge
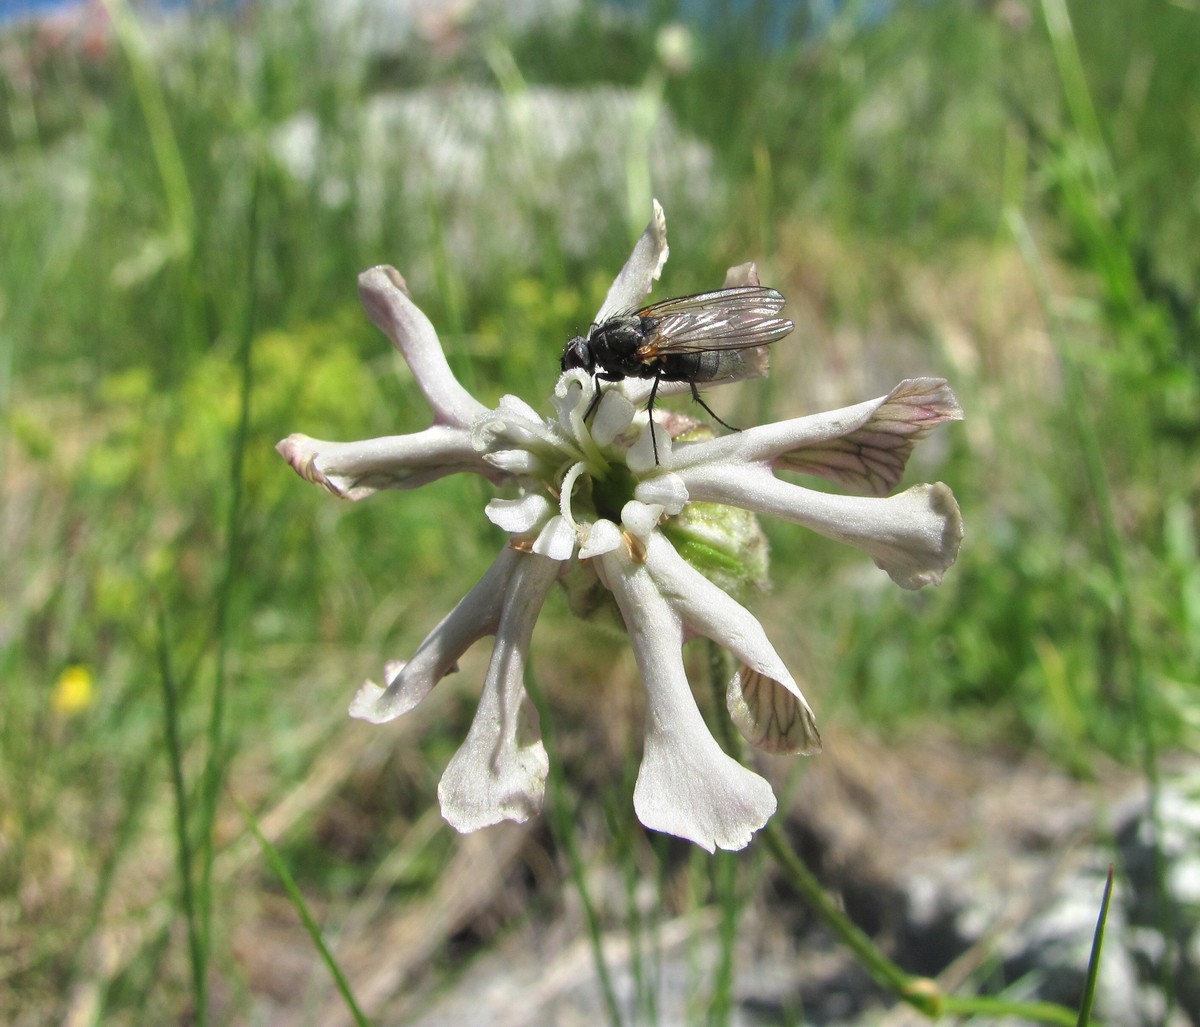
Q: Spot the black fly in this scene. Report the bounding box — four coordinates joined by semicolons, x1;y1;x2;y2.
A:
560;286;794;463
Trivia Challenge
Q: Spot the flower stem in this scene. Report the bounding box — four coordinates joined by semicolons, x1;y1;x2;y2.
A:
703;642;1077;1024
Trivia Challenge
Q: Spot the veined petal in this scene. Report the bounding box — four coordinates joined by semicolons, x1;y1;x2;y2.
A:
728;665;822;756
600;547;777;852
276;426;495;500
680;464;963;590
773;379;963;495
594;199;668;324
438;553;558;832
670;379;962;497
349;547;522;723
358;266;487;429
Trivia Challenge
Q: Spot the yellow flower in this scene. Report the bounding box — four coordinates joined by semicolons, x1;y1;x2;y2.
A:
52;665;95;715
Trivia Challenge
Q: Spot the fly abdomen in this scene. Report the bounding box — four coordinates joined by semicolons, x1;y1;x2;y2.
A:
661;348;739;383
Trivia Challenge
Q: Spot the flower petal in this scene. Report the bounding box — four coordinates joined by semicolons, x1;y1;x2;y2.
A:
634;472;689;515
438;553;558;832
625;418;671;474
532;514;577;561
641;533;816;735
680;464;963;589
358;266;488;429
349;547;521;723
621;500;664;546
670;378;962;497
590;390;638;446
579;518;621;559
485;494;553;535
483;449;544;476
276;427;496;499
722;262;762;288
594;199;669;324
600;547;777;852
728;665;822;756
773;379;963;495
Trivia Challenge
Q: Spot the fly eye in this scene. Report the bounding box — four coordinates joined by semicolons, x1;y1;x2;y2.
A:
561;337;590;372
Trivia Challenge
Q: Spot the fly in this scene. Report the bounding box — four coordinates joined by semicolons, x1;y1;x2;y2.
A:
560;285;794;463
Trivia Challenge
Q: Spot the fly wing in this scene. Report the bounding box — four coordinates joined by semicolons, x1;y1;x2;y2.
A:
633;286;794;357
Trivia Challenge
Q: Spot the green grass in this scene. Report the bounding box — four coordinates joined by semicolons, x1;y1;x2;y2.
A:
1;0;1197;1022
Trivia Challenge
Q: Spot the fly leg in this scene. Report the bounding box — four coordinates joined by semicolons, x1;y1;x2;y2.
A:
689;382;741;434
582;372;624;422
647;372;663;464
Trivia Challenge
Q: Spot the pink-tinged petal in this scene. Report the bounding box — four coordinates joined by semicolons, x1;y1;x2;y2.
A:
680;464;963;590
594;199;668;324
276;427;496;499
358;266;487;429
640;534;819;755
349;547;522;723
722;262;762;288
707;261;773;380
438;553;558;832
600;547;777;852
727;666;822;756
773;378;963;495
670;379;962;496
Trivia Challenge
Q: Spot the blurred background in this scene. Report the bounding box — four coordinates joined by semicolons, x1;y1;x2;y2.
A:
2;0;1198;1023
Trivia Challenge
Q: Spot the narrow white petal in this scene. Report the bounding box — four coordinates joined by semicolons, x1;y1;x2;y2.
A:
472;406;566;457
349;547;521;723
594;199;669;324
277;427;495;499
680;464;963;589
641;534;816;738
497;394;543;422
438;554;558;832
485;494;553;534
601;548;777;852
357;266;486;428
483;449;545;476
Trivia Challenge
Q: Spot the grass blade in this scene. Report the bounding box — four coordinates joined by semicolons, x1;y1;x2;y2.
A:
238;796;372;1027
1076;865;1115;1027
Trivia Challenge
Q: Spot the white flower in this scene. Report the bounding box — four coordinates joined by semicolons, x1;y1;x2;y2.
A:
278;201;964;852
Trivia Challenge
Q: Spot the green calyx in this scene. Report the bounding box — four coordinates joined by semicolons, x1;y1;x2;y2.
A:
661;500;770;601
